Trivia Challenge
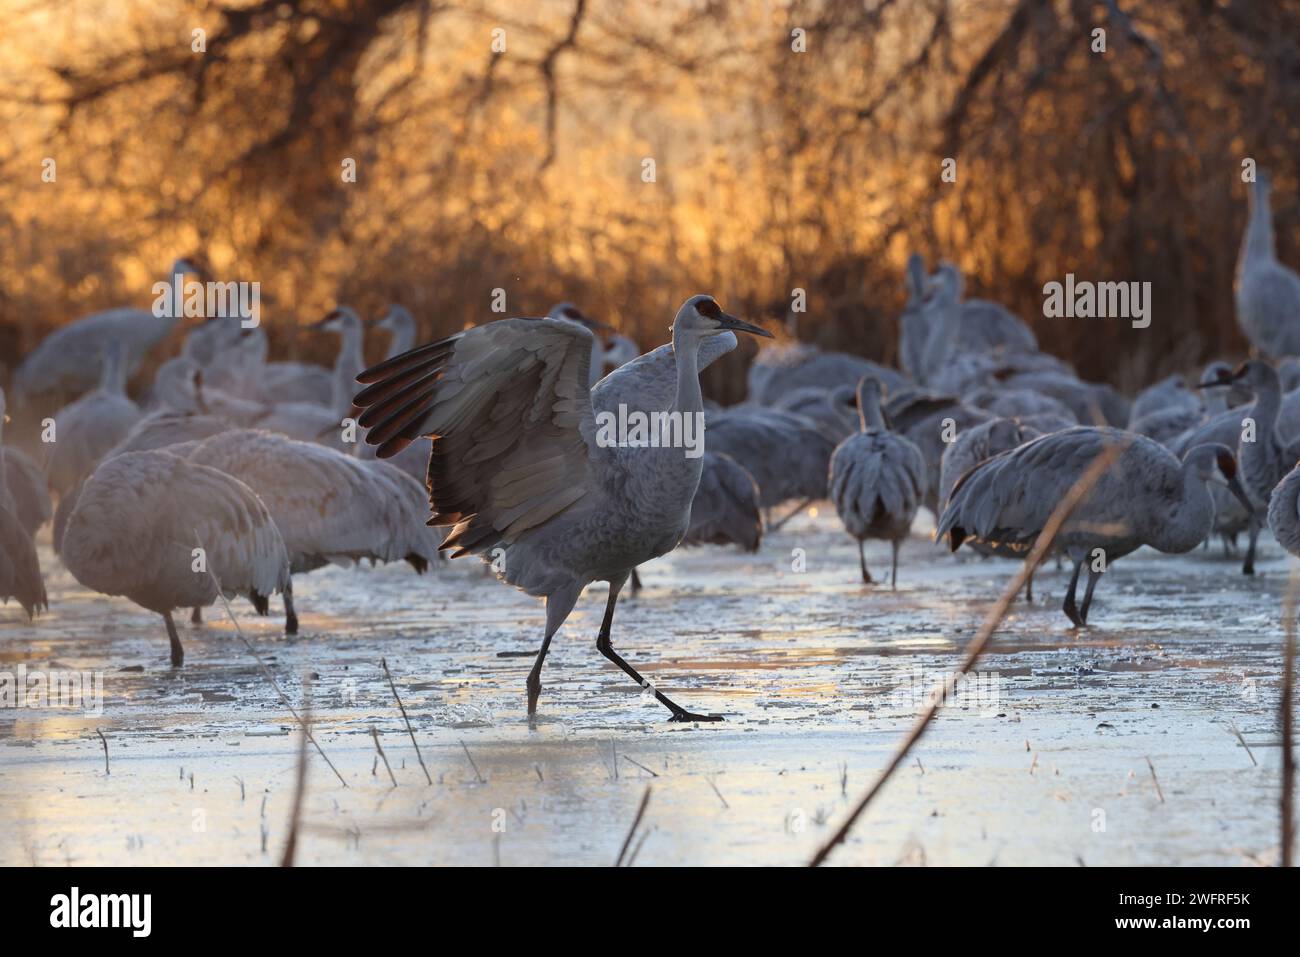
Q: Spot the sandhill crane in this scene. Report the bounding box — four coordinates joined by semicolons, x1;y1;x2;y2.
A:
355;295;772;721
61;449;290;666
937;427;1253;627
915;261;1037;380
13;258;203;408
829;378;926;585
1200;361;1300;515
1236;170;1300;358
589;321;755;595
188;429;440;633
44;342;143;496
0;389;47;619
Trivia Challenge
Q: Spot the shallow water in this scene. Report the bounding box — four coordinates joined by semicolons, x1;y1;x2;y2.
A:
0;509;1290;866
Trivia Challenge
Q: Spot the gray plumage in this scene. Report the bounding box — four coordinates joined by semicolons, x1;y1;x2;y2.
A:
915;262;1037;381
1236;170;1300;358
771;384;860;442
1;446;52;539
684;452;763;552
1167;386;1260;572
188;429;441;633
1128;374;1198;425
937;426;1251;626
354;295;773;721
13;258;199;406
938;416;1043;509
1210;361;1299;511
898;252;931;382
705;407;837;508
60;449;290;666
0;389;47;619
1267;461;1300;558
963;386;1077;423
883;387;993;514
992;370;1129;426
927;346;1074;397
829;378;925;585
747;341;907;405
44;341;143;496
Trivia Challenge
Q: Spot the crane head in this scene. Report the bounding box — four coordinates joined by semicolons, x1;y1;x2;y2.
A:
676;295;772;339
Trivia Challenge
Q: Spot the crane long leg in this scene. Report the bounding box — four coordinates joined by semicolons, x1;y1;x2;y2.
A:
527;584;581;720
1243;516;1259;575
284;581;299;635
1062;558;1084;628
595;575;722;723
1079;566;1103;625
770;497;814;532
890;540;900;589
858;541;873;584
163;611;184;667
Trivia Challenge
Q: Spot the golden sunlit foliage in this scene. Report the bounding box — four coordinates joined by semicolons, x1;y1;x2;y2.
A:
2;0;1299;397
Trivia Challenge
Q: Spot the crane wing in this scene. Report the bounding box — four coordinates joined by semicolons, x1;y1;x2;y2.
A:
937;426;1133;551
354;317;599;557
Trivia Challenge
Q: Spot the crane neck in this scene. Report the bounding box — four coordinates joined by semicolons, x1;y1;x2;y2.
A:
100;345;127;394
385;322;416;360
1242;182;1276;267
1249;372;1283;436
1154;460;1217;553
857;386;885;432
671;325;703;416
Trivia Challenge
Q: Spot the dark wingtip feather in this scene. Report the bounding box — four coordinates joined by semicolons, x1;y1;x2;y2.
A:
405;553;429;575
250;591;270;616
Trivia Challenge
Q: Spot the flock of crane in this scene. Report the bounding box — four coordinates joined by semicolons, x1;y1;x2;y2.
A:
2;170;1300;721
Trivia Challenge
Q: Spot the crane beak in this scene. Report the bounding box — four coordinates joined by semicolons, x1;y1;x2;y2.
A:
718;312;774;338
1196;370;1237;389
1224;474;1256;519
